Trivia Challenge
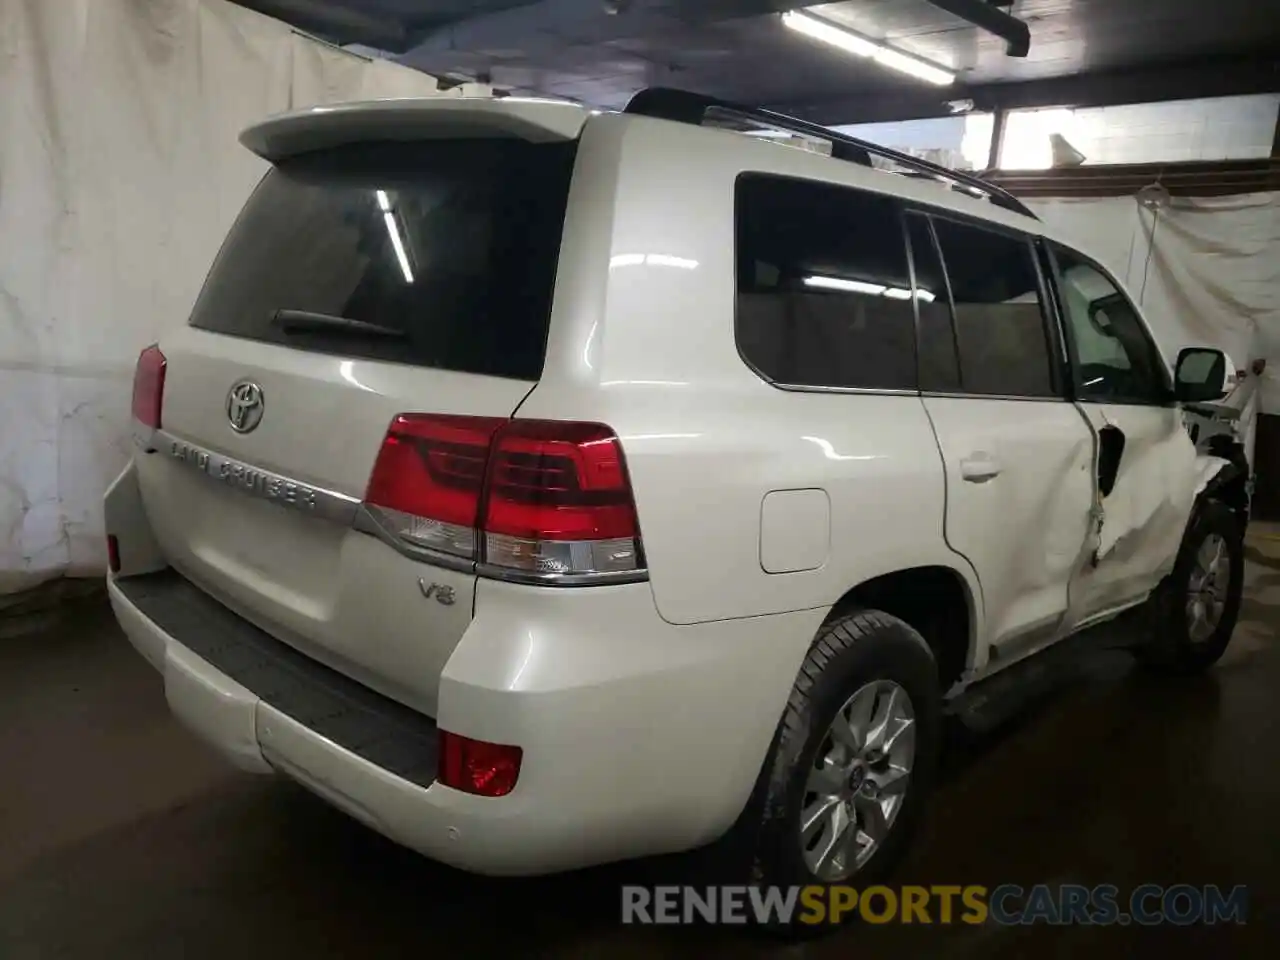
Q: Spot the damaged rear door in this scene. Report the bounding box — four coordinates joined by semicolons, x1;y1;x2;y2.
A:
1045;243;1199;627
911;214;1096;667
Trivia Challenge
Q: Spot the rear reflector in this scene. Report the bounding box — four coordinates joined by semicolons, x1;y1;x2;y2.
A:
131;344;166;429
362;415;645;582
438;730;522;797
107;535;121;574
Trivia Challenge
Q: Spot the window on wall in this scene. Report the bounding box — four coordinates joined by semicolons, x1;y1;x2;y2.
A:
830;114;994;171
998;94;1280;168
1051;245;1169;404
735;175;917;390
929;219;1057;398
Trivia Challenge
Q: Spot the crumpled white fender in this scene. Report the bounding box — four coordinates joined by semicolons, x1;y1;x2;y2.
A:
1094;436;1204;562
1191;454;1234;500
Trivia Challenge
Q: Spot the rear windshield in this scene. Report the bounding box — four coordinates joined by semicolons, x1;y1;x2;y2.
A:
189;138;577;379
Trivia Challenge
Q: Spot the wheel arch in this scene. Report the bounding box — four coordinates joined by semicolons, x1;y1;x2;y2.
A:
1197;439;1251;532
824;565;978;693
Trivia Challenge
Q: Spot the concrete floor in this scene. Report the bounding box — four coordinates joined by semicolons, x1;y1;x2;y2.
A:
3;532;1279;958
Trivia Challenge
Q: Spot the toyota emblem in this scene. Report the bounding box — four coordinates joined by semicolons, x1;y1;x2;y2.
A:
226;380;265;433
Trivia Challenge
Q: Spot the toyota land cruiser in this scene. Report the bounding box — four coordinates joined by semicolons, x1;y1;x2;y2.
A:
104;88;1250;896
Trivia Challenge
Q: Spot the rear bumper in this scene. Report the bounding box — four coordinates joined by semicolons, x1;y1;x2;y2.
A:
110;568;823;875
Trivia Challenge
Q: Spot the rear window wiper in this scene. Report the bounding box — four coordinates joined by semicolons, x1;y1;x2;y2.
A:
272;309;405;339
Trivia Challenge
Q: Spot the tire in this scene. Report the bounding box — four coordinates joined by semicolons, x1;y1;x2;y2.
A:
730;609;941;930
1140;500;1243;675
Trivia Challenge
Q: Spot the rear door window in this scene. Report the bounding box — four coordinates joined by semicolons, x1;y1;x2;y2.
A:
189;139;577;380
929;218;1059;398
735;174;917;391
905;213;961;392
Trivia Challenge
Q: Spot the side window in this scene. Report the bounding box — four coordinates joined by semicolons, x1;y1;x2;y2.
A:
1050;245;1169;404
930;218;1058;398
905;213;961;392
735;175;916;390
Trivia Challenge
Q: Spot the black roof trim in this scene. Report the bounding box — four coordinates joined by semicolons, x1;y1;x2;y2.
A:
623;87;1037;221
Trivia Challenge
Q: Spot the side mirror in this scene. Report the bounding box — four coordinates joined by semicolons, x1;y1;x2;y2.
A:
1174;347;1228;403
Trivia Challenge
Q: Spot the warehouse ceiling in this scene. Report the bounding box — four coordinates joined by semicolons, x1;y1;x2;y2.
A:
236;0;1280;124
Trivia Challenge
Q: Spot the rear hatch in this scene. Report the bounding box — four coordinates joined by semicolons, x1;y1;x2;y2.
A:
133;106;580;715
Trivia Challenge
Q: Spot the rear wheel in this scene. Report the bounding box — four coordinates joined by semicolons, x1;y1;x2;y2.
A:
1140;500;1243;674
731;610;941;927
800;678;917;880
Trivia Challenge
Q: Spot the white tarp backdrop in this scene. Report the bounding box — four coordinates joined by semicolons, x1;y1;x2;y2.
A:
1;0;1276;592
0;0;443;593
1027;192;1276;467
1026;193;1276;389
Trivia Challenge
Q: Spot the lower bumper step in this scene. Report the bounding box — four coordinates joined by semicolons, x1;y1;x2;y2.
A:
115;569;439;788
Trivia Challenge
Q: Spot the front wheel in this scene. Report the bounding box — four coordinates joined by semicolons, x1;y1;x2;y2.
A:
1140;500;1244;674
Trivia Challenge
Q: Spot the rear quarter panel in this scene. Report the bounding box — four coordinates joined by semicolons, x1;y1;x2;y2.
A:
520;114;976;628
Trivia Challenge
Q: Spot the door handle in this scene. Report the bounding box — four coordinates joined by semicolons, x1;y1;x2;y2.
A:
960;453;1002;483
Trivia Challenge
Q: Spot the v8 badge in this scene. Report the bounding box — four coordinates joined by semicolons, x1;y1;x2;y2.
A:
419;579;456;606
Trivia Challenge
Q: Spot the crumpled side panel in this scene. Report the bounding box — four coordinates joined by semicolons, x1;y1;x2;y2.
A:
1095;426;1196;562
1070;409;1206;621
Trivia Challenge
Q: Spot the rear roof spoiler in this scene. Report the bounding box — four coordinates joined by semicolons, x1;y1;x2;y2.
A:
241;97;589;163
624;87;1037;221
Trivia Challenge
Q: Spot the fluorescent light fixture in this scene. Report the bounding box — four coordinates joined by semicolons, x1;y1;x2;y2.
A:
804;275;886;295
338;360;375;393
889;287;939;301
376;190;413;283
610;253;699;269
781;10;955;87
804;276;940;301
644;253;699;269
383;211;413;283
871;45;955;87
782;10;877;57
802;436;877;462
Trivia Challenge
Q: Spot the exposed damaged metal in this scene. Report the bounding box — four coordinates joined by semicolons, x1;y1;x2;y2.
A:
1067;407;1222;632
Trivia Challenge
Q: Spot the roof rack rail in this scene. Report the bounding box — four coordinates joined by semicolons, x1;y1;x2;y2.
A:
623;87;1038;221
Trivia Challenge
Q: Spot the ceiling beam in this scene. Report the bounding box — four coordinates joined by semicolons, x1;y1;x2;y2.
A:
234;0;407;49
399;0;788;69
923;0;1030;57
779;55;1280;126
986;159;1280;198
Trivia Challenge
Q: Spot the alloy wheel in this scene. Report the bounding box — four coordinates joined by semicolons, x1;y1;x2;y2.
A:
799;680;916;881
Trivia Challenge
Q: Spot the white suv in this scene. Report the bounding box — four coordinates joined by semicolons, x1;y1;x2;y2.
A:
105;89;1249;892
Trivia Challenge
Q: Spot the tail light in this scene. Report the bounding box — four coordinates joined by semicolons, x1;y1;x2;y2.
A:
362;415;644;583
364;415;504;558
438;730;522;797
482;421;641;578
131;344;166;429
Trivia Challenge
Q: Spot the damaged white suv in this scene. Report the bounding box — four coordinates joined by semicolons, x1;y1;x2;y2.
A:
105;89;1250;894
